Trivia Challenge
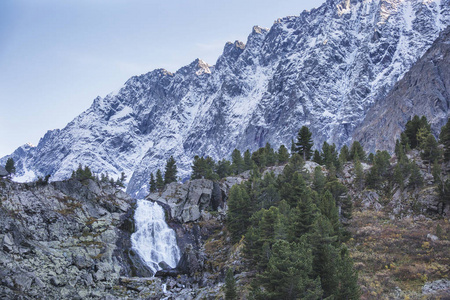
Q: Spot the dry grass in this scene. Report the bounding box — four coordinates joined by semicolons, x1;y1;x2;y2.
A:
347;209;449;299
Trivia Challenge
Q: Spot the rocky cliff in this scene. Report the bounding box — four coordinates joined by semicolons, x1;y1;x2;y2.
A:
0;178;156;299
2;0;449;197
354;26;450;153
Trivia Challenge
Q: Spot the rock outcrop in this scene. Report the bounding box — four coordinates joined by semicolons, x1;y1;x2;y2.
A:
0;178;151;299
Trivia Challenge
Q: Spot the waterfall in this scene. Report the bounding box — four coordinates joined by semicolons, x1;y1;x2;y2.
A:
131;200;181;274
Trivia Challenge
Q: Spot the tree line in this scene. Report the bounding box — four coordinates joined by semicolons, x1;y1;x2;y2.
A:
226;153;358;299
70;164;127;188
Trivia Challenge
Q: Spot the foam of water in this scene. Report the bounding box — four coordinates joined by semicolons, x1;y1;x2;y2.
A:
131;200;181;273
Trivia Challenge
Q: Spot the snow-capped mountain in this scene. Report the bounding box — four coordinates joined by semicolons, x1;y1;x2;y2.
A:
2;0;449;197
353;26;450;153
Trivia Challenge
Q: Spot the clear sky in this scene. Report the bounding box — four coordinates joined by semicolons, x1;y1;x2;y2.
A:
0;0;324;157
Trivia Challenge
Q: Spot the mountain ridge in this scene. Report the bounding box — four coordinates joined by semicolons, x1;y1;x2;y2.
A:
2;0;449;197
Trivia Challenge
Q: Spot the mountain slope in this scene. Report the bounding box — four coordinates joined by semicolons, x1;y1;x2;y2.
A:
353;26;450;152
2;0;449;197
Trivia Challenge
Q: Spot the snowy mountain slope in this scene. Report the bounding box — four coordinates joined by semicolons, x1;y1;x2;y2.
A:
2;0;449;197
353;25;450;153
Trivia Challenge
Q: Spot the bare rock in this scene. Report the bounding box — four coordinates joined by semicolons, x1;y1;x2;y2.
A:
422;279;450;295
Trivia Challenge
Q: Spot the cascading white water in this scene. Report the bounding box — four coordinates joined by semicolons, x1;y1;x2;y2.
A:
131;200;181;273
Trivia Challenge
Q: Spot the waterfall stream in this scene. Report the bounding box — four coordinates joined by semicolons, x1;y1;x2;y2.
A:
131;200;181;274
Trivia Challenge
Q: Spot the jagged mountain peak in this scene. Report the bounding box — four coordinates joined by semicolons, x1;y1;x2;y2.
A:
2;0;449;197
175;58;212;76
251;25;269;35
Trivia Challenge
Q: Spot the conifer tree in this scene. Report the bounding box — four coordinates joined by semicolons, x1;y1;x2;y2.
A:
312;150;322;165
295;126;313;161
5;158;15;176
227;184;251;243
257;172;280;209
404;115;430;149
324;177;347;206
400;132;411;151
309;216;339;298
216;159;232;179
164;156;178;184
340;195;353;225
339;144;350;162
349;141;366;161
244;207;283;270
365;164;380;189
149;173;157;193
255;240;315;300
394;139;402;158
288;153;305;173
318;190;340;237
265;143;277;166
374;150;391;176
394;151;411;189
289;197;316;241
100;172;109;183
72;164;94;181
83;166;93;180
225;268;237;300
393;164;405;190
243;149;254;171
156;169;164;191
191;156;217;180
191;155;205;179
337;246;360;299
252;147;267;168
432;160;443;188
408;162;423;188
231;149;244;174
281;172;309;207
312;166;326;193
117;172;127;188
354;155;364;190
277;145;290;164
417;126;432;149
321;141;333;167
420;133;439;173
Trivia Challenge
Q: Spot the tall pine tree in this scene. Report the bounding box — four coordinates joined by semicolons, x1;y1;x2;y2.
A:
227;184;251;243
337;246;360;299
5;158;15;176
149;173;157;193
295;126;314;161
164;156;178;184
156;169;164;191
231;149;244;174
254;240;317;300
277;145;290;164
225;268;237;300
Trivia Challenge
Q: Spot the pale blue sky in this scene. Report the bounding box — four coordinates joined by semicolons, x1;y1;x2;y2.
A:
0;0;324;157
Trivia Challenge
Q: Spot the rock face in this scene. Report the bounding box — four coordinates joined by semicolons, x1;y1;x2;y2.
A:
0;166;7;177
354;26;450;153
2;0;449;197
422;279;450;295
148;178;242;278
147;178;242;223
0;178;151;299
